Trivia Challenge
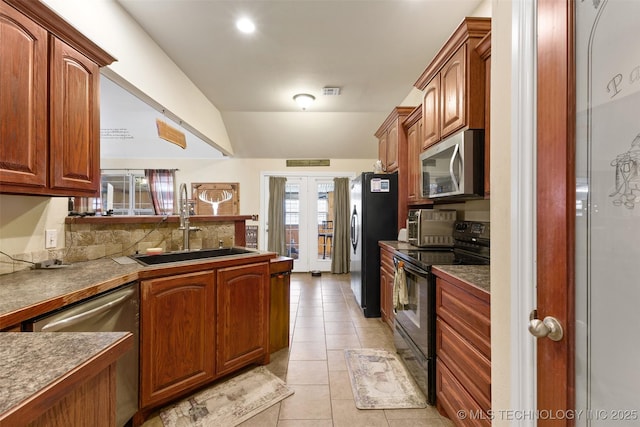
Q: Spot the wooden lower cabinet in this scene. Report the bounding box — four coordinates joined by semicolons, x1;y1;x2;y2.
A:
435;275;490;426
216;262;270;376
140;262;272;415
379;245;395;329
28;366;116;427
269;257;293;353
140;270;216;409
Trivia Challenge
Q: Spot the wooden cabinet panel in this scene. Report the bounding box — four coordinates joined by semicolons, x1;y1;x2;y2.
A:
375;107;413;228
436;359;490;427
440;47;466;138
377;132;388;172
140;271;216;408
270;257;293;353
422;77;440;149
0;1;47;189
379;245;395;329
437;318;490;410
435;273;491;426
415;18;490;151
385;124;400;172
0;0;114;196
476;31;491;198
404;105;425;203
49;37;100;193
216;262;270;376
29;367;115;427
436;277;490;359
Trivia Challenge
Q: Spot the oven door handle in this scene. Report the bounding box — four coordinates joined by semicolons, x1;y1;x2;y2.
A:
394;257;429;278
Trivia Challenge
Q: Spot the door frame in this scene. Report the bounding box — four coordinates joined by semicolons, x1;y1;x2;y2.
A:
510;0;538;422
511;0;575;422
259;171;355;272
536;0;575;422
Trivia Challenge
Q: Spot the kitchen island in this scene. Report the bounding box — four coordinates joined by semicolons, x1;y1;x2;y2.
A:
0;332;132;426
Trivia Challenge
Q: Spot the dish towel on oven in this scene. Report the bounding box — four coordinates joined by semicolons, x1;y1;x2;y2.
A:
393;261;408;311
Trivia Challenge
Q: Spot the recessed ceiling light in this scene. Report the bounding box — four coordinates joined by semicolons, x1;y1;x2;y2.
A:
236;17;255;34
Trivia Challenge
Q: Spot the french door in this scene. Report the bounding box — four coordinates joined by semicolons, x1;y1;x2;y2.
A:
262;173;350;273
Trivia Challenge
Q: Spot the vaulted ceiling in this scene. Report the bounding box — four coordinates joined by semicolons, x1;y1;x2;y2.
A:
104;0;487;159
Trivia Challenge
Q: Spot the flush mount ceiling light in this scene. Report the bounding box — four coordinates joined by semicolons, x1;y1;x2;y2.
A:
236;17;255;34
293;93;315;110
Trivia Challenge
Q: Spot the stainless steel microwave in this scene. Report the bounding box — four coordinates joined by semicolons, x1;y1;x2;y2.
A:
420;129;484;199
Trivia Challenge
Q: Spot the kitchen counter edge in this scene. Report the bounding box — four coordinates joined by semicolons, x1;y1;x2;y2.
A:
0;250;277;330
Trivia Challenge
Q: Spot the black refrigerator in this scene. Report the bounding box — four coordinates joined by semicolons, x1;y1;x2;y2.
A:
350;172;398;317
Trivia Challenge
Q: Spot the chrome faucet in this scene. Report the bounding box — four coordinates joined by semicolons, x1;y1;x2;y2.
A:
178;183;199;250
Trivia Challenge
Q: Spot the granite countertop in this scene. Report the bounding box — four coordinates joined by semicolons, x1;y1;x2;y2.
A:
0;332;130;419
380;240;490;293
0;250;278;329
0;258;142;329
433;264;491;293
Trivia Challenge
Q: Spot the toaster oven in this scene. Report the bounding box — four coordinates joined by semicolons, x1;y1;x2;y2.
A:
406;209;456;247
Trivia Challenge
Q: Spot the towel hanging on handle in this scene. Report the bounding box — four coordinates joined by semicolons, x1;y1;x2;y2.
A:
393;261;408;312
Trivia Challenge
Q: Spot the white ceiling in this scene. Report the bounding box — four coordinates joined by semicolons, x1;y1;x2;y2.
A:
104;0;487;159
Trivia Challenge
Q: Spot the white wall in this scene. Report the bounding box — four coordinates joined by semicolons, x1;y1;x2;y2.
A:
490;0;512;423
101;158;376;217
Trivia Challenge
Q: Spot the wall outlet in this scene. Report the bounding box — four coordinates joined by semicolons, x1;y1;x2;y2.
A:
45;229;58;249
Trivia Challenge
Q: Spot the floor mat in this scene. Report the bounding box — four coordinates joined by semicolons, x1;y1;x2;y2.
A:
159;366;294;426
344;348;427;409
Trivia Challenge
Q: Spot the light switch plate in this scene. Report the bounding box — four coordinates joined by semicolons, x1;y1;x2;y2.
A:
45;229;57;249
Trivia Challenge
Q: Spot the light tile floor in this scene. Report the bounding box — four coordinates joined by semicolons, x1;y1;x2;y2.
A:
143;272;454;427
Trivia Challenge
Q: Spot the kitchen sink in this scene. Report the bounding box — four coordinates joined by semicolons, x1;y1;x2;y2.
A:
131;247;257;266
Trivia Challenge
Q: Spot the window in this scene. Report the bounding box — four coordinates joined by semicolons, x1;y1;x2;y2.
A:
100;170;163;215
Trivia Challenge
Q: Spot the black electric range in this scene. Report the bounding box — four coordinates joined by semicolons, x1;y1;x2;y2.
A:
391;220;489;405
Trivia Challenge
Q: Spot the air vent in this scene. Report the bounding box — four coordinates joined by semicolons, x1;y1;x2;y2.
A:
322;87;341;96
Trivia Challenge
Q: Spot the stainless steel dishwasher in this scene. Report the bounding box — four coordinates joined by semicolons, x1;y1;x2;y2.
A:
25;282;139;427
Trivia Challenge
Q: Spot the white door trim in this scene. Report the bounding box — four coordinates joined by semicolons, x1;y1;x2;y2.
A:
259;171;356;270
510;0;538;423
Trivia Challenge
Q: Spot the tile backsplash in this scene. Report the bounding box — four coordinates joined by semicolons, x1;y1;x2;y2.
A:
0;220;236;275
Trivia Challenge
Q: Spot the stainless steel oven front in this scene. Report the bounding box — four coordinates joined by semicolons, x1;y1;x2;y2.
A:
392;256;436;405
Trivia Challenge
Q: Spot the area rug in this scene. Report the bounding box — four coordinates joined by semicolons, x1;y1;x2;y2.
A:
344;348;427;409
159;366;294;426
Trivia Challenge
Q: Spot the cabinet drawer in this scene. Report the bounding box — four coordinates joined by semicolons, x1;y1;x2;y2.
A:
437;318;490;410
436;277;490;358
380;247;394;271
436;358;490;427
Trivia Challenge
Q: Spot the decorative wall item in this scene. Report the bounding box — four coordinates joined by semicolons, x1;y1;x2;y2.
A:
192;183;239;216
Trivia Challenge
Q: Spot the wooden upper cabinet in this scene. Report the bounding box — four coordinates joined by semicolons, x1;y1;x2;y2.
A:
386;124;400;172
377;132;389;172
375;106;414;228
415;17;490;149
475;31;491;199
422;76;440;149
440;47;466;137
49;37;100;192
0;2;48;189
0;0;115;196
375;107;413;173
404;106;423;203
